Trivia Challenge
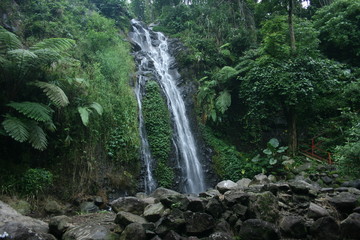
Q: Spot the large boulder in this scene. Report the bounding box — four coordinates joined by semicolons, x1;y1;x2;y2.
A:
80;201;99;213
311;216;340;240
62;225;118;240
239;219;280;240
205;197;224;219
120;223;146;240
184;211;215;237
279;215;307;239
223;190;249;207
155;208;185;237
187;196;204;212
0;222;56;240
115;211;148;227
216;180;237;194
248;191;279;223
150;188;181;199
328;192;358;214
110;197;147;215
144;203;166;222
49;215;72;239
236;178;251;189
308;202;329;219
249;174;270;186
8;199;31;215
340;212;360;239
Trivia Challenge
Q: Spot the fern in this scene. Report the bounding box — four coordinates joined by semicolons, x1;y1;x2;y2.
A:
78;107;90;126
216;90;232;114
0;27;22;53
2;115;29;142
33;81;69;107
28;123;47;151
30;38;76;53
7;49;37;60
89;102;103;115
7;102;53;122
31;49;61;65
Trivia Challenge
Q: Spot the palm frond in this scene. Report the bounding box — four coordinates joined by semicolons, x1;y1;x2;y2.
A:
2;115;29;142
30;38;76;53
78;107;90;126
28;123;47;151
89;102;103;115
7;102;53;122
0;28;22;53
33;81;69;107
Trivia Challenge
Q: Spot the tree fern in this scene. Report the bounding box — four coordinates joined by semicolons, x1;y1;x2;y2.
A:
7;102;53;122
30;38;76;53
2;115;29;142
0;27;22;53
216;90;231;114
28;123;47;151
31;49;61;65
33;81;69;107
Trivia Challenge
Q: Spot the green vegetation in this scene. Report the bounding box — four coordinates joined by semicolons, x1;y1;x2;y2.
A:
143;80;174;188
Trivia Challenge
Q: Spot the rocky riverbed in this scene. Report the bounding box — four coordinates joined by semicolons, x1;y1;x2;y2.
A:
1;173;360;240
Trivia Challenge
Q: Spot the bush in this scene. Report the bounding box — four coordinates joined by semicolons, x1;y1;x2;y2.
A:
20;168;53;196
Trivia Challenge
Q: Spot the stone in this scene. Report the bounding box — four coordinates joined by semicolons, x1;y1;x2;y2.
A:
289;180;318;195
63;225;117;240
279;215;307;238
160;194;189;210
150;187;181;199
214;219;233;237
111;196;147;215
311;216;340;240
321;176;333;185
155;208;185;236
223;190;249;207
163;230;182;240
232;203;248;220
208;232;233;240
342;179;360;190
328;192;358;214
120;223;146;240
216;180;237;194
115;211;148;227
239;219;280;240
0;222;56;240
94;196;104;206
199;189;221;198
144;203;166;222
0;200;48;233
236;178;251;189
187;196;204;212
340;212;360;239
79;201;99;213
184;211;215;237
249;173;270;186
205;197;224;218
45;199;64;214
268;175;277;183
9;199;31;215
248;191;279;223
308;202;329;219
49;215;71;238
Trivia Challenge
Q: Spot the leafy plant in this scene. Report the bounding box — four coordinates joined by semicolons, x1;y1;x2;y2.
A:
20;168;53;196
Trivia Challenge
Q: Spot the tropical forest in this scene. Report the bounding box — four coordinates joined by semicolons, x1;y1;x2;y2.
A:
0;0;359;239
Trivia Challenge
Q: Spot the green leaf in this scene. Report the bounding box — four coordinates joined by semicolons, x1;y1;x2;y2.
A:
263;148;272;155
33;81;69;107
268;138;279;148
7;102;53;122
2;115;29;142
30;38;76;53
277;146;288;153
28;123;47;151
215;90;231;114
78;107;90;126
269;158;277;165
252;154;261;162
89;102;103;115
0;27;22;53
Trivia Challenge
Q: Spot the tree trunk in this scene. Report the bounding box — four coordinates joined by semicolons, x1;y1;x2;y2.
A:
288;107;297;156
288;0;296;53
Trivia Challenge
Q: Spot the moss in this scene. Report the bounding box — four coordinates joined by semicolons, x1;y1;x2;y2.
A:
143;80;174;188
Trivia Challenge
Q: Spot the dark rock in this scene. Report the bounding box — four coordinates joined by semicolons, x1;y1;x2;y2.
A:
199;189;221;198
249;174;270;186
80;201;99;213
184;211;215;237
239;219;280;240
63;225;117;240
311;216;340;240
208;232;234;240
163;230;183;240
187;196;204;212
214;219;232;236
49;215;71;239
150;188;181;199
160;194;189;210
120;223;146;240
320;187;334;193
232;203;247;220
340;212;360;239
342;179;360;190
354;206;360;214
248;191;279;223
321;176;333;185
155;209;185;236
94;196;104;206
150;236;162;240
115;211;148;227
279;215;307;238
308;202;329;219
111;197;147;215
0;222;56;240
144;203;166;222
216;180;237;194
329;192;358;214
289;180;317;195
223;190;249;207
236;178;251;189
205;197;224;218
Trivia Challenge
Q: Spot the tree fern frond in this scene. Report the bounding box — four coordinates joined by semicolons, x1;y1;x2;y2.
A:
7;102;53;122
28;123;47;151
89;102;103;115
7;49;37;60
78;107;90;126
0;28;22;53
31;49;61;65
33;81;69;107
30;38;76;53
216;90;232;114
2;115;29;142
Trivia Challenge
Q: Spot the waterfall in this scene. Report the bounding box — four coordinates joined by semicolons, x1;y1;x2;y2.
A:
130;20;206;194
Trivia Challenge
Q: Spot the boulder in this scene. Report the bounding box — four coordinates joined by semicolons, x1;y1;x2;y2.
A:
115;211;148;227
223;190;249;207
184;211;215;237
163;230;183;240
49;215;71;238
0;222;56;240
208;232;233;240
279;215;307;238
155;209;185;236
216;180;237;194
308;202;329;219
144;203;166;222
311;216;340;240
249;174;270;186
236;178;251;189
9;199;31;215
342;179;360;190
205;197;224;218
289;180;318;195
80;201;99;213
340;212;360;239
111;197;147;215
199;189;221;198
239;219;280;240
120;223;146;240
63;225;118;240
248;191;279;223
329;192;358;214
150;188;181;199
187;196;204;212
160;194;189;210
45;199;64;215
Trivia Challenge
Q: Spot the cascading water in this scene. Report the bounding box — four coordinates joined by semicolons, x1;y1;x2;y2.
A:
130;20;206;194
